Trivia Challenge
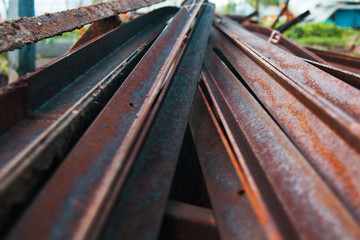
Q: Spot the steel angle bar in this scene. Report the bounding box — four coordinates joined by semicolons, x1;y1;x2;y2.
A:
242;23;360;77
307;47;360;75
302;58;360;90
201;48;360;239
0;9;176;235
100;5;215;240
0;7;177;133
209;27;360;223
242;23;325;63
0;0;165;53
7;1;207;240
215;17;360;124
189;86;266;240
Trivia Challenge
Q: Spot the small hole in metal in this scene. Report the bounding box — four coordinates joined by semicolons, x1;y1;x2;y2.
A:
129;103;135;107
238;189;245;196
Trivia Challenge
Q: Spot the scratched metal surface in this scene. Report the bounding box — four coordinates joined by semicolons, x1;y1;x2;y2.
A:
0;0;165;53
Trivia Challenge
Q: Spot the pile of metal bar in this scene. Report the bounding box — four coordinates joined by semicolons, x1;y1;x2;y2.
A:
0;0;360;239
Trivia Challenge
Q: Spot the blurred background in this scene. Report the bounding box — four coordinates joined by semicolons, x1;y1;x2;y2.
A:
0;0;359;85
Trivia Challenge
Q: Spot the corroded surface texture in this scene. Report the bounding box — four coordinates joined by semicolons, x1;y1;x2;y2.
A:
0;0;164;53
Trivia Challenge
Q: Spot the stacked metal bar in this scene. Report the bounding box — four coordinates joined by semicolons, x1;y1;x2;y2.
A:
0;0;360;239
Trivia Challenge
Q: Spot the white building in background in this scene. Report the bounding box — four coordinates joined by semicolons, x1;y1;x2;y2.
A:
288;0;360;26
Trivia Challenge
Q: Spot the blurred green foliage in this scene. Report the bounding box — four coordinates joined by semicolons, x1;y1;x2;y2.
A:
39;29;84;44
0;53;8;75
283;22;360;46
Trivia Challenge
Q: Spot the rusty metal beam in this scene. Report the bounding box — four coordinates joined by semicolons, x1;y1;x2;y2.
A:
307;47;360;75
212;15;360;226
7;1;210;239
201;47;360;239
0;0;165;53
243;23;360;75
189;86;266;240
0;7;177;236
100;5;214;239
303;58;360;90
243;23;326;63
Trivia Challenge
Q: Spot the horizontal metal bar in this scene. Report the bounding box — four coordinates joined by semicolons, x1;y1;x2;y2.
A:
0;0;165;53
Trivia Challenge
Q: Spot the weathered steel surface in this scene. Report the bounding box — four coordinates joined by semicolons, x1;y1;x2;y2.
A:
243;23;326;62
189;86;267;240
100;5;214;239
243;23;360;75
211;24;360;222
303;58;360;89
0;7;176;237
201;48;360;239
1;1;360;239
307;47;360;75
7;1;207;239
0;0;165;53
212;18;360;224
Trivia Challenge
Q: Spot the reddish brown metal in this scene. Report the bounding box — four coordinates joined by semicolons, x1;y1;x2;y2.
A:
0;0;164;53
243;23;360;75
189;86;266;240
201;48;360;239
307;47;360;75
303;58;360;90
68;16;122;52
215;17;360;125
7;1;204;239
243;23;326;63
0;8;176;236
211;20;360;224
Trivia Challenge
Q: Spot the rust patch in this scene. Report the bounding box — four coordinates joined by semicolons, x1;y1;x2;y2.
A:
0;0;164;53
